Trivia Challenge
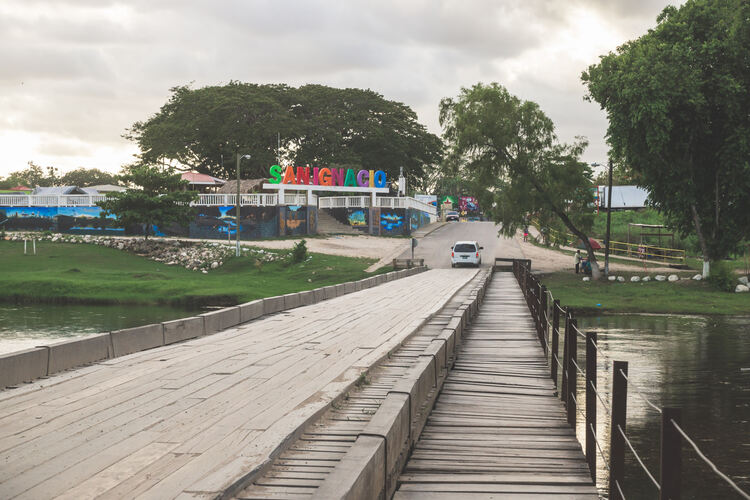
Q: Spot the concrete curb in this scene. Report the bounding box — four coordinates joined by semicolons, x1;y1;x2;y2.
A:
0;266;430;390
310;268;493;500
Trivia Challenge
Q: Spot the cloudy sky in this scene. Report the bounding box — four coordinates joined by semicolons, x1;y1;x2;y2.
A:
0;0;682;178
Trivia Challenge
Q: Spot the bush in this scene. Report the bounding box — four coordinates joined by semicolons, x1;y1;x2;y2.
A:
290;239;308;264
708;261;735;292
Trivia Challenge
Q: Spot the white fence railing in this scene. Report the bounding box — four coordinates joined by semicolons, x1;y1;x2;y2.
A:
318;196;437;216
0;193;316;207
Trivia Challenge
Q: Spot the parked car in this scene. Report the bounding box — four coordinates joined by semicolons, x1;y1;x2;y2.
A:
451;241;483;267
445;211;459;221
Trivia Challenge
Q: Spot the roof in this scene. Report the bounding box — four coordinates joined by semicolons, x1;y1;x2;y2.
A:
88;184;126;192
10;186;31;191
217;178;265;194
31;186;97;195
181;172;226;185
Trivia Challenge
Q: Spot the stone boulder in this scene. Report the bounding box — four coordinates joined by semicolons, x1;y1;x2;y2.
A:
642;276;651;282
582;277;590;282
668;274;680;282
617;276;625;282
608;276;617;282
736;284;749;293
630;276;641;282
692;274;702;281
655;275;667;281
739;276;749;286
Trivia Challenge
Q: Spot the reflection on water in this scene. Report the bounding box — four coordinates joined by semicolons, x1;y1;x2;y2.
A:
575;314;750;499
0;303;203;354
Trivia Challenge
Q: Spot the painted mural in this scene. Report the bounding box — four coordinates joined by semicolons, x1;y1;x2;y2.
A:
347;210;367;227
0;206;121;234
190;206;278;240
329;208;369;233
380;210;405;235
459;196;479;213
282;205;308;236
408;209;431;232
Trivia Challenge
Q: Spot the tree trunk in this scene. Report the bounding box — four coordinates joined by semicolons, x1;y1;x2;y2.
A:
525;175;601;280
691;204;709;278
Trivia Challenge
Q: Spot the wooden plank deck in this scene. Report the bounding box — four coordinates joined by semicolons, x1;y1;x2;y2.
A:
234;272;487;499
0;269;478;500
394;272;598;499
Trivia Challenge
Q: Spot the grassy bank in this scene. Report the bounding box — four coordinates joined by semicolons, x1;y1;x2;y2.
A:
0;240;383;307
540;272;749;316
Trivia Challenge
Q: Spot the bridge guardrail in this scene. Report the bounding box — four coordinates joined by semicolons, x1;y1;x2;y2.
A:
512;260;749;500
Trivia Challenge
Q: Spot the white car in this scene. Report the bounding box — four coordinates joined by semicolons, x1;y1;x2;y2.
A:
451;241;483;267
445;211;460;221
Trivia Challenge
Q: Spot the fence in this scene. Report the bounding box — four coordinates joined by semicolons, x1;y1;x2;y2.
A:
530;219;686;266
510;259;749;500
317;196;437;216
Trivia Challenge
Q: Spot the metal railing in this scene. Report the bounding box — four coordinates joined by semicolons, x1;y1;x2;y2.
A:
0;193;312;207
512;260;750;500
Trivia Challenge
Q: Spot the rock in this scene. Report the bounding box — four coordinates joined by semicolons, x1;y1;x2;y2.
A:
739;276;749;286
117;243;125;250
202;270;208;274
210;261;219;269
617;276;625;282
668;274;679;282
582;277;590;282
692;274;703;281
630;276;640;282
735;284;749;293
608;276;616;281
655;275;667;281
642;276;651;282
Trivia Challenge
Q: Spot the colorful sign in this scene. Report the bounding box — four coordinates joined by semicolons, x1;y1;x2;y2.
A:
269;165;387;188
459;196;479;212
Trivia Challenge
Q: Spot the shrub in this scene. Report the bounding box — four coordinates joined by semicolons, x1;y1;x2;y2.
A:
708;261;735;292
290;239;308;264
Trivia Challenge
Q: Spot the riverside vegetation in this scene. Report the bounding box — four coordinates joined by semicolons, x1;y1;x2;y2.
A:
0;239;382;307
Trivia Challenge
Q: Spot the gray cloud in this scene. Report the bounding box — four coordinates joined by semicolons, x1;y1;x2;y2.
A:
0;0;682;175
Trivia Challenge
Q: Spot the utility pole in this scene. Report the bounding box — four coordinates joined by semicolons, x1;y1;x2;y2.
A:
604;159;614;277
236;153;251;257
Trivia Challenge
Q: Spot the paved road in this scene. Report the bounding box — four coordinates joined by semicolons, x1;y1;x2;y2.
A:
0;270;477;500
400;221;525;269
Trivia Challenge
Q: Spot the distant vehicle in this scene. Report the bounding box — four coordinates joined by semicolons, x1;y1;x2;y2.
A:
451;241;483;268
445;211;459;221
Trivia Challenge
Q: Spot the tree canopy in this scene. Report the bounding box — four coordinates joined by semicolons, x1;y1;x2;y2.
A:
128;82;443;192
440;83;599;277
0;163;120;189
582;0;750;272
97;165;197;239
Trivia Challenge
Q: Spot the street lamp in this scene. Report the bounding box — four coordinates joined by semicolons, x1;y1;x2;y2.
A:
236;153;251;257
591;160;614;277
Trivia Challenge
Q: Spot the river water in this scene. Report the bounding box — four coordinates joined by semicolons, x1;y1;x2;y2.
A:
575;314;750;499
0;303;203;355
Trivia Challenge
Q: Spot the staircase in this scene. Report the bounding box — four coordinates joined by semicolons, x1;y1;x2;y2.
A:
316;209;364;235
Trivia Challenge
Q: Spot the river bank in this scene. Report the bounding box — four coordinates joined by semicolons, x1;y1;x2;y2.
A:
540;272;750;315
0;240;382;307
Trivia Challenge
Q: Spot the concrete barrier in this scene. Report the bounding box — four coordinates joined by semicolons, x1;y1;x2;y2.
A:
323;286;337;300
334;283;346;297
47;334;111;374
344;282;356;294
361;393;410;497
111;324;164;357
0;348;49;388
298;290;315;306
201;307;241;335
310;435;385;500
263;296;285;315
163;317;204;345
239;300;263;323
283;293;301;310
422;339;447;372
313;287;327;303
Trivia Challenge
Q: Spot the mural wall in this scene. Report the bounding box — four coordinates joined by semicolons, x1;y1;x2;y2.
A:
328;208;370;233
0;205;315;239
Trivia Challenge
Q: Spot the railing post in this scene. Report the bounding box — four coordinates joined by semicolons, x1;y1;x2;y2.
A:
561;308;570;404
566;318;577;427
660;408;682;500
609;361;629;500
551;299;560;388
540;285;548;354
585;330;597;481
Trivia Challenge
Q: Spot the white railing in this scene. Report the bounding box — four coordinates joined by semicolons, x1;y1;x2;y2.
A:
317;196;437;216
0;193;318;207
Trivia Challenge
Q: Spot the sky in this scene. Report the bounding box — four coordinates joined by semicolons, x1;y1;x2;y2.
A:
0;0;683;178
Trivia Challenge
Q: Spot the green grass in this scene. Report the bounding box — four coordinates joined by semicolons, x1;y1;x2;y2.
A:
0;240;382;307
540;271;750;316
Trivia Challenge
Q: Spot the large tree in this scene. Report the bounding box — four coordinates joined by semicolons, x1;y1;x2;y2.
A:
127;83;442;191
440;83;600;278
97;164;197;239
60;168;120;187
582;0;750;276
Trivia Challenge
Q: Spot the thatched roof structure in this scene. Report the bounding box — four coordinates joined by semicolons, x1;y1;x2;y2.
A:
217;178;265;194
